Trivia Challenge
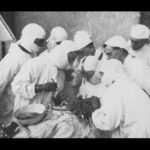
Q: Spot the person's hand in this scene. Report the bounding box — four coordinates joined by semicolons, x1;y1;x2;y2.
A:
1;122;20;138
87;96;101;111
35;79;58;93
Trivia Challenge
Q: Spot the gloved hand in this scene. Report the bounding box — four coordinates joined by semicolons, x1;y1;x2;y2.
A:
87;96;101;112
35;80;58;93
81;96;101;121
1;122;20;138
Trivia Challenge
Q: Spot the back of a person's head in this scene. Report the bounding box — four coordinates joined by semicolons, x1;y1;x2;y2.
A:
82;55;99;72
21;23;46;39
50;40;77;69
20;23;46;53
50;26;68;42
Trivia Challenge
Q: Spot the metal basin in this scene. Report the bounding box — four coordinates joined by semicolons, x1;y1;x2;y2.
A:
14;104;47;126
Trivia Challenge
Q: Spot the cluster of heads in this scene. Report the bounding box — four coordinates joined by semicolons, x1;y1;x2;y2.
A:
103;24;150;62
20;23;150;86
19;23;95;68
75;24;150;87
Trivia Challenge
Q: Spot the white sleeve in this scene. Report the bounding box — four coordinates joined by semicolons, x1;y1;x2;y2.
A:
11;61;38;99
125;58;150;95
0;53;20;98
92;88;122;131
147;56;150;68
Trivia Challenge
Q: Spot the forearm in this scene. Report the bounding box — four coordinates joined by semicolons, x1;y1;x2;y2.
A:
12;81;36;99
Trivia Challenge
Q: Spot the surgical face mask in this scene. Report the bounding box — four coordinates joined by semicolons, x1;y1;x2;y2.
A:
101;71;118;86
47;36;57;50
30;43;42;54
20;36;44;55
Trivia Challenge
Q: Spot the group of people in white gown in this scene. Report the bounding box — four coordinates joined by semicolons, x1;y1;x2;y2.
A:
1;22;150;138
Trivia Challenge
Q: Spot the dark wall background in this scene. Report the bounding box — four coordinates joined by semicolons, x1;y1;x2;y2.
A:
2;11;150;49
13;11;140;48
1;11;16;35
140;11;150;29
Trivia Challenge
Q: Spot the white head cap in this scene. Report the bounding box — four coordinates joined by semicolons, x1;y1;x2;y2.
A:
100;59;124;86
47;26;68;43
74;31;92;50
20;23;46;53
51;40;77;69
104;36;128;50
83;56;98;72
130;24;150;39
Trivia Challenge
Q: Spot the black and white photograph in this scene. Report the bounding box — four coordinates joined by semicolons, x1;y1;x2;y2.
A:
0;11;150;138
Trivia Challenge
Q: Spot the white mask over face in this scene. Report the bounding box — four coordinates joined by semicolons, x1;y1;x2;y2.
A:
47;36;57;50
20;36;42;54
100;59;123;87
20;23;46;54
51;40;77;69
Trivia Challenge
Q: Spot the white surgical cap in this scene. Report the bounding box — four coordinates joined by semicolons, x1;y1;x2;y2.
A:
83;56;98;72
20;23;46;53
130;24;150;39
47;26;68;43
74;31;92;50
21;23;46;39
104;36;128;50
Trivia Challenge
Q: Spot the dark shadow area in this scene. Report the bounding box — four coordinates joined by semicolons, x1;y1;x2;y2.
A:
140;11;150;29
0;12;16;37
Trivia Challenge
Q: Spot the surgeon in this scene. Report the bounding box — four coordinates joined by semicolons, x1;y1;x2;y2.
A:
63;56;108;138
12;40;77;111
57;31;97;106
128;24;150;67
78;56;107;100
92;59;150;138
70;31;106;85
0;23;46;126
12;40;92;138
73;31;96;70
103;35;150;96
40;26;68;57
40;26;68;101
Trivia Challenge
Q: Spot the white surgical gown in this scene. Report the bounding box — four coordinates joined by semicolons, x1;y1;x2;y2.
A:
0;42;33;125
92;74;150;138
